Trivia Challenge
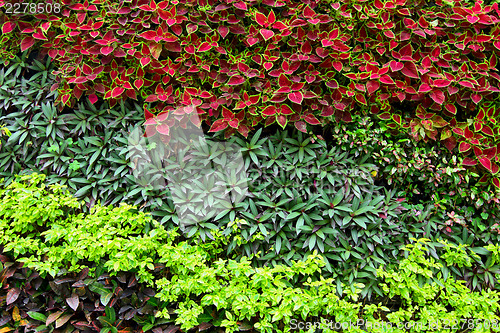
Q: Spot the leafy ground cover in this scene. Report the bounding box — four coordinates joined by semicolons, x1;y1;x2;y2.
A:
1;49;500;309
1;174;500;332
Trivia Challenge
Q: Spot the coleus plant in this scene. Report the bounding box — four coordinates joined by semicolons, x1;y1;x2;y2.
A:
1;0;500;183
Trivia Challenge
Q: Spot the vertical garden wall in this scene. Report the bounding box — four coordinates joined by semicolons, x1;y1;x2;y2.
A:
1;0;500;332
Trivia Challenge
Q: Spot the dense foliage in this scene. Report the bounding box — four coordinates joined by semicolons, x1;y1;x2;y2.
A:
2;1;500;331
0;51;499;299
2;175;500;333
1;0;500;187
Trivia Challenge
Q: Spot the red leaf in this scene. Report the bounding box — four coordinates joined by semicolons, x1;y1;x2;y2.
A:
140;57;151;67
7;288;20;305
390;61;404;72
429;90;445;105
419;83;432;93
145;94;158;102
462;157;477;166
326;80;338;89
156;123;170;135
332;61;342;72
484;147;497;159
401;62;419;79
222;107;233;119
278;74;292;87
2;21;15;34
481;125;494;136
366;80;380;95
294;121;307;133
322;39;334;47
134;79;144;90
21;37;35;52
101;46;114;56
478;157;493;171
433;79;451;88
66;294;79;311
458;81;474;88
459;142;471;152
263;62;273;70
443;137;457;152
342;111;352;122
303;5;316;18
88;94;98;104
477;109;486;121
301;41;312;54
355;93;367;105
260;29;274;41
377;112;392;120
209;119;228;132
493;178;500;188
262;105;277;116
288;91;303;104
237;124;250;137
280;105;294;115
227;76;245;85
268;10;276;25
255;12;267;26
234;1;247;10
464;127;474;139
62;94;71;106
228;118;240;128
46;311;63;326
393;114;402;124
277;115;287;128
111;87;124;98
466;15;479;24
445;104;457;115
198;42;212;52
448;86;459;95
218;26;229;38
384;30;395;39
126;89;137;100
380;75;395;85
471;94;482;104
247;37;260;46
304;114;320;125
334;103;346;111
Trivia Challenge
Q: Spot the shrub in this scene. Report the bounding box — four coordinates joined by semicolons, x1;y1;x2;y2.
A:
0;53;149;208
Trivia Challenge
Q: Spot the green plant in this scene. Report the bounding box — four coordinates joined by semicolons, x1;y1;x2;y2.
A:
3;174;500;332
377;238;500;331
0;51;57;113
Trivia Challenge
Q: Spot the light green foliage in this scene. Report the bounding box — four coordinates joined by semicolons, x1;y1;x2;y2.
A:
0;173;81;255
377;239;500;332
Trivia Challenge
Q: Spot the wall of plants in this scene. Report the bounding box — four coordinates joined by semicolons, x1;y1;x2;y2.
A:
2;0;500;331
2;50;500;300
